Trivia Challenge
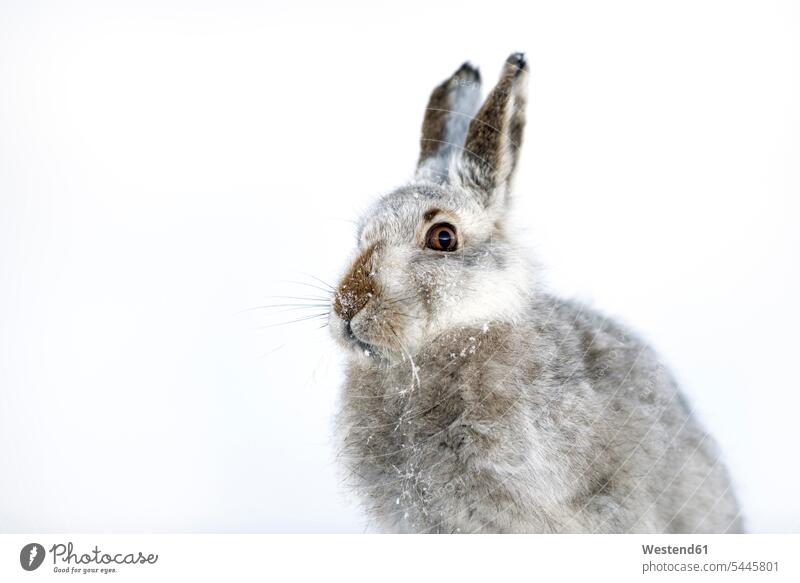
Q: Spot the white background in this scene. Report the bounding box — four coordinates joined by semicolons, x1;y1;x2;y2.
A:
0;0;797;533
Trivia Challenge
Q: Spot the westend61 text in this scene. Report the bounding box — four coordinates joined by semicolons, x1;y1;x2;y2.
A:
642;544;708;555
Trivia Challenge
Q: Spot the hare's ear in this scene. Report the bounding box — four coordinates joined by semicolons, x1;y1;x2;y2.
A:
415;62;482;182
456;53;528;208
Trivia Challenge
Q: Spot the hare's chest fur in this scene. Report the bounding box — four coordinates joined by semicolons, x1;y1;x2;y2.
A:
337;324;586;533
337;305;742;533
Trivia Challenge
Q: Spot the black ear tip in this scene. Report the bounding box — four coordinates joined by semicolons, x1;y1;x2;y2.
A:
507;52;528;72
456;61;481;83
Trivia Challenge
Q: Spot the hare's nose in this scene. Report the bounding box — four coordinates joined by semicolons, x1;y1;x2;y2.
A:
334;287;372;322
333;244;377;322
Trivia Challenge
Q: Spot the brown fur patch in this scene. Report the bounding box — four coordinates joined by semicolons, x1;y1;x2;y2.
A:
333;243;378;321
463;75;512;184
418;83;451;163
417;62;480;171
423;208;442;223
462;54;528;193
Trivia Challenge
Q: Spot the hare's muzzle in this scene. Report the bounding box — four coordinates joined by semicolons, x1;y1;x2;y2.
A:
333;243;378;324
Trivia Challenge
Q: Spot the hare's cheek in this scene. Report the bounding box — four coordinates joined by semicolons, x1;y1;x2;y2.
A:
350;297;424;351
420;273;471;315
376;246;414;287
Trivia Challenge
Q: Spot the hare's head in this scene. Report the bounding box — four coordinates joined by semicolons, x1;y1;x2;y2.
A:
331;54;533;361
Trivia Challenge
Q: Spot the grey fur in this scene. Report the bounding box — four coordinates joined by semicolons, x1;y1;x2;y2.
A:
330;54;742;533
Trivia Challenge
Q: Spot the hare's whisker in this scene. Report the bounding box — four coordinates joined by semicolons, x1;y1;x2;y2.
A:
263;294;332;302
391;312;419;320
246;303;329;310
256;313;330;329
386;295;415;305
282;280;336;296
298;272;336;291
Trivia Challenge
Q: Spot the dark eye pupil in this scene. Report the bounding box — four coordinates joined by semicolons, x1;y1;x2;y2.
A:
426;222;457;251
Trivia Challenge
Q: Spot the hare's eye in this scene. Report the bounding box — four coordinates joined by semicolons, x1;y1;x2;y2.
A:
425;223;458;252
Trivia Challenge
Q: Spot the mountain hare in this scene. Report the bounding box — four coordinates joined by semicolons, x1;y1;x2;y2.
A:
331;54;742;533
